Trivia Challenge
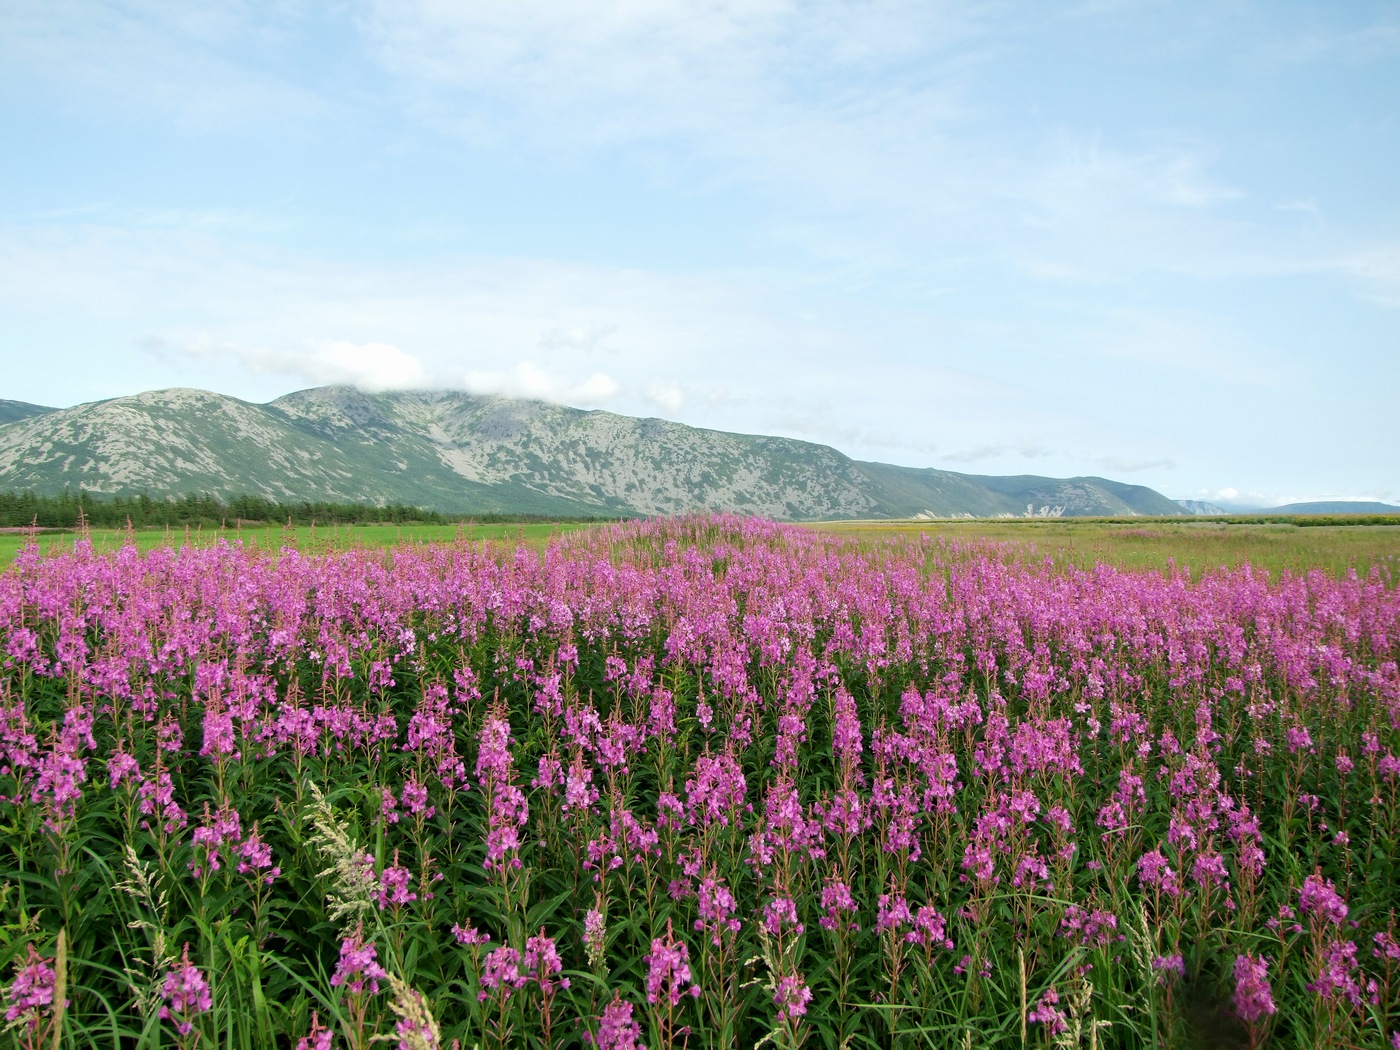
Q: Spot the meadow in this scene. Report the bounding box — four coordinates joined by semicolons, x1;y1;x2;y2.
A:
807;518;1400;582
0;521;592;567
1;515;1397;1048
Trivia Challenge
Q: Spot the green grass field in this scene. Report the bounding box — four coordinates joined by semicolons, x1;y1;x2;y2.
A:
6;516;1399;582
804;517;1400;580
0;519;596;565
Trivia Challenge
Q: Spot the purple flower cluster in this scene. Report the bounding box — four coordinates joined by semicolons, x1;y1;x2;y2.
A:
1233;953;1276;1023
159;944;212;1037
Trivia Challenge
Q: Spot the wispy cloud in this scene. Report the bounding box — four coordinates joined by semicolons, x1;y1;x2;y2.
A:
943;440;1054;464
1098;456;1176;474
141;334;435;392
0;0;332;129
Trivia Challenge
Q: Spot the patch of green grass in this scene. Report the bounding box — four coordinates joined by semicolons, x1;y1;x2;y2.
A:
0;520;600;566
805;517;1400;581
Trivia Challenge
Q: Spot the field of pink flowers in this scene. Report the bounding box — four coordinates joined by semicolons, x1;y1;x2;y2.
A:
1;514;1398;1049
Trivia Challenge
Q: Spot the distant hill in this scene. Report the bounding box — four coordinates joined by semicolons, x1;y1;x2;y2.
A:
1176;499;1227;516
0;385;1191;521
1264;501;1400;515
0;399;56;425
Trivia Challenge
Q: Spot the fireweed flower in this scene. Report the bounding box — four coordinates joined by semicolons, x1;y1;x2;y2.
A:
1307;940;1365;1007
236;823;279;884
1299;871;1349;925
773;973;813;1021
474;714;515;787
5;944;59;1029
877;893;913;934
295;1013;334;1050
590;992;643;1050
1232;953;1276;1023
381;787;401;824
1136;849;1181;898
399;778;434;819
377;853;418;910
451;925;490;947
189;801;243;876
331;928;387;997
695;876;741;946
478;946;526;1002
524;930;570;995
107;750;141;789
644;925;700;1007
159;944;212;1037
906;905;953;951
1027;988;1067;1036
137;771;186;835
762;897;803;937
1375;931;1400;962
820;881;859;932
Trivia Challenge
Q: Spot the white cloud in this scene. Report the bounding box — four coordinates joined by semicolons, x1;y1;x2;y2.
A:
461;362;621;407
1199;487;1239;501
311;340;433;391
644;380;686;415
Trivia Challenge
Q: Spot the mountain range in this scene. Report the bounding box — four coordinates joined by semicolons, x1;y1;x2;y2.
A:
0;385;1229;520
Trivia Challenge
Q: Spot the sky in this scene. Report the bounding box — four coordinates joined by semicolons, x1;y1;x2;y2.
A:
2;1;1397;508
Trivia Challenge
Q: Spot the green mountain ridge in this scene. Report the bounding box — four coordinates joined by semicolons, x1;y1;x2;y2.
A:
0;385;1188;520
0;399;57;425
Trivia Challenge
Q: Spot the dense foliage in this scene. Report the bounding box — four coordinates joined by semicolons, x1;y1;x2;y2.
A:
0;489;617;530
1;515;1397;1048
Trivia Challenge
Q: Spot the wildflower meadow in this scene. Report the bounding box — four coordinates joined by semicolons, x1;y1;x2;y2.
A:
1;515;1397;1048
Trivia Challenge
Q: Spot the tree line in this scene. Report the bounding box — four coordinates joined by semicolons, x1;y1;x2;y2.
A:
0;489;612;529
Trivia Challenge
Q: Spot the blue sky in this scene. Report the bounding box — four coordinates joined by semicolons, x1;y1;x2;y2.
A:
2;1;1397;507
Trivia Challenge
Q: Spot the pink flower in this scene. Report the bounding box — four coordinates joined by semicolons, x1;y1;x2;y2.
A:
525;930;570;995
380;787;400;824
1299;871;1348;925
694;877;740;946
762;897;803;938
1232;953;1276;1023
1307;940;1364;1007
1136;849;1181;898
5;945;58;1028
1028;988;1067;1036
773;973;812;1021
188;800;243;876
877;893;912;933
819;881;859;932
906;905;953;950
236;824;279;884
296;1012;334;1050
451;925;490;947
589;992;643;1050
377;854;418;910
159;944;212;1037
478;946;525;1002
331;929;386;997
644;924;700;1007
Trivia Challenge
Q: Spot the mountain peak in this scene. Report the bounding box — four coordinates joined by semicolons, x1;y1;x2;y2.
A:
0;385;1189;520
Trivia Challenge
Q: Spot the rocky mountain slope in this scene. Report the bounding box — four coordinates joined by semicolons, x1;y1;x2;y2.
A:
0;386;1188;520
